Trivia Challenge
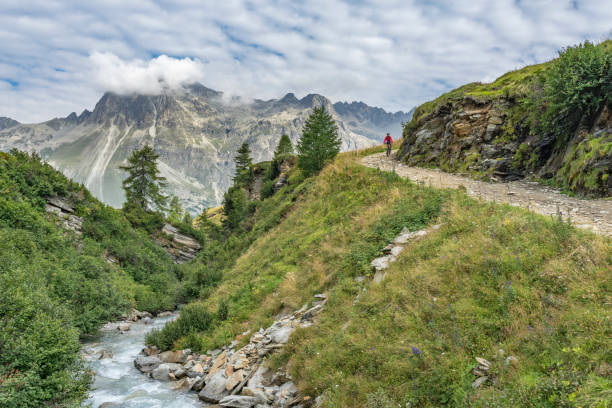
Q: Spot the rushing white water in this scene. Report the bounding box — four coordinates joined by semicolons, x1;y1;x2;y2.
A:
82;315;202;408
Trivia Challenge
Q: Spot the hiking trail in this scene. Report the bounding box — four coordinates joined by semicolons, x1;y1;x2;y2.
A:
361;152;612;236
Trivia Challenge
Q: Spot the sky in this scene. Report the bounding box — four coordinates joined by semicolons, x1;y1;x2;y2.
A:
1;0;611;123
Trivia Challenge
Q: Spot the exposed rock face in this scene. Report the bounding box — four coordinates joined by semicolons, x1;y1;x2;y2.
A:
398;96;611;196
154;223;202;263
0;85;412;213
44;197;83;234
0;116;20;131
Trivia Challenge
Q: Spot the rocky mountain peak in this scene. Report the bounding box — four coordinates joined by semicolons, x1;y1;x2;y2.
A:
0;117;20;130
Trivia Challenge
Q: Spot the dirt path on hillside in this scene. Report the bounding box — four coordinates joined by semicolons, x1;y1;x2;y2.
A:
361;152;612;237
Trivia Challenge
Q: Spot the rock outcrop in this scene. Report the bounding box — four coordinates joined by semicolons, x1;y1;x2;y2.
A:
154;223;202;263
45;197;83;234
399;93;611;197
135;294;327;407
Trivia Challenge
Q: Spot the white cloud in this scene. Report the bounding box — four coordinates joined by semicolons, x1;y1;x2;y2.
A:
89;52;205;95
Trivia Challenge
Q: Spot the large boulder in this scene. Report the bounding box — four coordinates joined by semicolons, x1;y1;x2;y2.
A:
151;363;183;381
158;349;190;363
134;355;161;373
199;370;229;403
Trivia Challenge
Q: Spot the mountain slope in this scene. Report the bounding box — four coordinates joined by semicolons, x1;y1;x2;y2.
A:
398;40;611;197
0;150;190;406
147;148;611;407
0;85;411;213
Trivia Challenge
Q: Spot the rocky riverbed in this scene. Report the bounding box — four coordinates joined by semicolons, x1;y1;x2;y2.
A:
133;295;327;407
81;312;201;408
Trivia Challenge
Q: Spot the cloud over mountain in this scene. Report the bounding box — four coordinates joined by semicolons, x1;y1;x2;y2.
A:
89;53;205;95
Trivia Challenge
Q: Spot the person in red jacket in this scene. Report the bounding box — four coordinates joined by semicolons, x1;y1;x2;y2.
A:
383;133;393;157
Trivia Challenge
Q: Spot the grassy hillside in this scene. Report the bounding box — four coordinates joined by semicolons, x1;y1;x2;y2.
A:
0;150;183;407
148;149;611;407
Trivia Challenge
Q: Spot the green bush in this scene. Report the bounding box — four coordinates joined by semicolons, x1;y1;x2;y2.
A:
261;179;276;199
146;303;213;350
540;41;611;143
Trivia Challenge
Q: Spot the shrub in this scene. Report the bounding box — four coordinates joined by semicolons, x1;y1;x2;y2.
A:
146;303;212;350
540;41;611;143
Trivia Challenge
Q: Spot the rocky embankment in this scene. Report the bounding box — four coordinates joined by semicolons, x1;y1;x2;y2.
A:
155;223;202;263
399;97;611;196
134;294;327;407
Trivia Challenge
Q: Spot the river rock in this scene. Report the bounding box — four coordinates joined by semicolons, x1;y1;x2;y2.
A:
118;323;130;332
159;349;190;363
219;395;266;408
199;370;229;403
142;316;152;324
151;363;183;381
134;355;161;373
174;367;187;379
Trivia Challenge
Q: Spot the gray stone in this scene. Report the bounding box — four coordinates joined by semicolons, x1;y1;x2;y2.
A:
219;395;265;407
117;323;130;332
390;246;404;257
134;355;161;373
142;316;152;324
151;363;183;381
370;255;395;271
373;271;386;284
472;376;488;389
174;368;186;379
268;324;293;344
199;370;230;403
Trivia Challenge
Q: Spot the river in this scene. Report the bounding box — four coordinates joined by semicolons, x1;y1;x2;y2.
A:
82;315;202;408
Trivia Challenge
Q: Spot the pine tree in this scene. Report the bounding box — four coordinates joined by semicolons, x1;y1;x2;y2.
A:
120;145;167;212
268;134;295;180
274;134;294;157
296;106;341;175
233;142;253;186
222;186;248;230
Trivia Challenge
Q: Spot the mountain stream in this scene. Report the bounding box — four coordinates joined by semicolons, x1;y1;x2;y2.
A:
81;315;201;408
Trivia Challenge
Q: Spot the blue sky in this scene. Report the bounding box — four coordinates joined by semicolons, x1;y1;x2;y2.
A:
0;0;610;123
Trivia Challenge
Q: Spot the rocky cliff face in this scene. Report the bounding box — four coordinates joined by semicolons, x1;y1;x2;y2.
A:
399;95;611;197
0;85;411;213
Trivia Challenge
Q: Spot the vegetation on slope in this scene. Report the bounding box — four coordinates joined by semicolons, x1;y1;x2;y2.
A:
151;144;609;407
280;189;611;407
0;150;182;407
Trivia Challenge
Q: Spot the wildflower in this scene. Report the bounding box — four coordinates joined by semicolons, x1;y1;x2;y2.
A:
411;346;421;357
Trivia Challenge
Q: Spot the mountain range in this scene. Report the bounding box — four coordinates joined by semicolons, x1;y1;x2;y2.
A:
0;84;412;213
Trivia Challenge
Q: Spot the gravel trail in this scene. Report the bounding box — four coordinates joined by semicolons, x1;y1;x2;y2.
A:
361;152;612;236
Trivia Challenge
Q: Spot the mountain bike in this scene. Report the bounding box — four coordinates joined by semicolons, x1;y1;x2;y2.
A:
386;142;392;157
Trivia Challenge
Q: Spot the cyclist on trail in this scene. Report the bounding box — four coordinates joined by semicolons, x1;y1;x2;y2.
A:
383;133;393;157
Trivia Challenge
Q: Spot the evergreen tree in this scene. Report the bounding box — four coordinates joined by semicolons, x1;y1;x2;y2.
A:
222;186;248;230
120;145;167;212
233;142;253;186
268;134;295;180
275;134;294;157
296;106;341;175
167;196;183;223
